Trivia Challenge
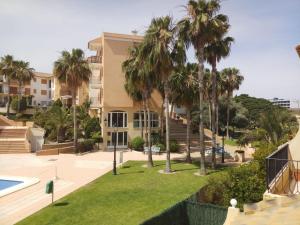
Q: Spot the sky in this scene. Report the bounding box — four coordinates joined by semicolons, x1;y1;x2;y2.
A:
0;0;300;104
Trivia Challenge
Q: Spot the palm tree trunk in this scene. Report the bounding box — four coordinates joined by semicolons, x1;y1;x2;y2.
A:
198;47;206;175
18;81;22;113
160;101;164;141
6;80;11;117
186;107;192;163
226;91;230;139
211;62;217;170
72;90;78;153
146;98;153;168
143;97;147;143
164;82;171;173
170;103;174;118
139;106;143;138
208;100;212;130
216;97;219;136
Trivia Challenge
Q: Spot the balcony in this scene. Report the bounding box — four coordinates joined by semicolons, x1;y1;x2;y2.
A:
90;96;101;108
87;56;102;64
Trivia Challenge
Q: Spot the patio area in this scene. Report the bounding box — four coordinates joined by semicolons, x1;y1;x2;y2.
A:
0;151;182;225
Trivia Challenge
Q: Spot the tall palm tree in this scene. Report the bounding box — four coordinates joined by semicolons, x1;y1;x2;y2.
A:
11;60;35;113
53;49;91;152
177;0;228;175
143;16;178;173
169;63;198;163
204;35;233;168
221;67;244;139
122;44;155;167
0;55;14;117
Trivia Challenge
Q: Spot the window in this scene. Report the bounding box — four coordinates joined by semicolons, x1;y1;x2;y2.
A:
49;90;51;98
48;80;51;88
41;79;47;84
133;111;159;128
107;111;127;128
33;89;37;94
107;131;128;147
41;90;47;95
25;88;30;95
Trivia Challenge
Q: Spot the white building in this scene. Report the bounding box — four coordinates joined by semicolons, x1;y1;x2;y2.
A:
270;98;290;108
0;72;55;113
30;72;54;107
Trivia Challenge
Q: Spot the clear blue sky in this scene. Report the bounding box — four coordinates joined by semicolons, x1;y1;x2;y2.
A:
0;0;299;102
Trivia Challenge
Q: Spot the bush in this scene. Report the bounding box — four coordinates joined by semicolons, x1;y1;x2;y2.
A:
78;139;95;152
91;131;102;144
156;143;166;152
84;117;101;138
11;97;27;112
201;172;230;206
131;136;144;150
224;162;266;209
170;140;180;152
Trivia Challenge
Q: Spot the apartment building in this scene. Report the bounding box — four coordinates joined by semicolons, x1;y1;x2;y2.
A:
31;72;54;107
270;98;290;108
87;32;163;149
0;72;54;112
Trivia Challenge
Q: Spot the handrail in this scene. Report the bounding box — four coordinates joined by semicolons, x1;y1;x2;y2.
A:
266;143;299;194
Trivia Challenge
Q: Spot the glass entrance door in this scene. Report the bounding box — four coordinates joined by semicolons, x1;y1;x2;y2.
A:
108;131;128;148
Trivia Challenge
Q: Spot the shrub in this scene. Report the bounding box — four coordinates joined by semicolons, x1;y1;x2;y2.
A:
170;140;180;152
91;131;102;144
84;117;101;138
156;143;165;152
201;172;230;206
78;139;95;152
11;97;27;112
225;162;266;209
131;136;144;150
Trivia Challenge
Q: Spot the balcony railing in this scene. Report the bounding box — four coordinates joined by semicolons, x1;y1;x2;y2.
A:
87;56;102;64
266;144;300;194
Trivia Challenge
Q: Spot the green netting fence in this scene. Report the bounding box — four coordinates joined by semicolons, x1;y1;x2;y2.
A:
140;197;227;225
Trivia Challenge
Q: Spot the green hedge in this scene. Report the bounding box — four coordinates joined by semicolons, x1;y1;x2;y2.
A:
140;198;227;225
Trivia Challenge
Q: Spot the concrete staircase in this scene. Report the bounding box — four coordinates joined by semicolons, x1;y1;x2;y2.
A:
0;126;31;153
225;194;300;225
169;119;217;148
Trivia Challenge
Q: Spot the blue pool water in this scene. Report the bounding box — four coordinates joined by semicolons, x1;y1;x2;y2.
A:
0;179;23;191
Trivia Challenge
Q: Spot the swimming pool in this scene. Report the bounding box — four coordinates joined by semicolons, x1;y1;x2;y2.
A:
0;176;39;197
0;179;23;191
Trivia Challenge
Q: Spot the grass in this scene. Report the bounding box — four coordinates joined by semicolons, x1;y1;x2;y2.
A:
17;160;224;225
224;138;238;146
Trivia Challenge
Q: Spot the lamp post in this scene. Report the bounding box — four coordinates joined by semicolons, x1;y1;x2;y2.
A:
113;123;117;175
221;127;225;163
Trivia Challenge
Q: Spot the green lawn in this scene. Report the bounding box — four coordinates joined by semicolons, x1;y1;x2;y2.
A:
17;161;222;225
224;139;238;146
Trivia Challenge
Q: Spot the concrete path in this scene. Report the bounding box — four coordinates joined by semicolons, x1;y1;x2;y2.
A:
287;116;300;161
0;151;182;225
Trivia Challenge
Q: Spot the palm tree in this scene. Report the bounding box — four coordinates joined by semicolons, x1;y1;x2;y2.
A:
49;105;71;142
0;55;14;117
11;60;35;113
143;16;179;173
169;63;198;163
221;67;244;139
53;49;91;152
122;44;155;167
177;0;229;175
204;35;233;168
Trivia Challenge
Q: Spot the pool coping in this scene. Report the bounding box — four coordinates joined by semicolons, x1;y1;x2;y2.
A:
0;176;40;198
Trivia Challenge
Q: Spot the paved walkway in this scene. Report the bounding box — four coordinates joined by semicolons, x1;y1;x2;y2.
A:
288;116;300;161
0;151;182;225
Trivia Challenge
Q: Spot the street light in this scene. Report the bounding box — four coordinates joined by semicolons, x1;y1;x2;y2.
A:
112;123;117;175
221;127;225;163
